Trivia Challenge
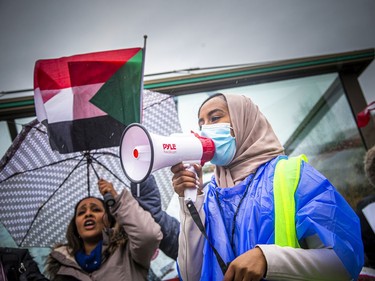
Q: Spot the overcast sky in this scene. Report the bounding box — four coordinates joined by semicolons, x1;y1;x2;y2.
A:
1;1;374;269
1;0;374;101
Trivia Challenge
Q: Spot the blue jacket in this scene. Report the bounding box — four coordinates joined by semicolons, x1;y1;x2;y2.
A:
201;156;364;280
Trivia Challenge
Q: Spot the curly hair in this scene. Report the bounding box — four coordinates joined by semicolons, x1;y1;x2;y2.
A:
364;145;375;187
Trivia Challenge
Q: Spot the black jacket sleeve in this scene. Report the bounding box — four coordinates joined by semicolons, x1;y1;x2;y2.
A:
130;175;180;260
0;247;49;281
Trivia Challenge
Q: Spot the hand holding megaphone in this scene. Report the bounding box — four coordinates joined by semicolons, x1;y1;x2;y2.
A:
183;163;200;203
120;123;215;202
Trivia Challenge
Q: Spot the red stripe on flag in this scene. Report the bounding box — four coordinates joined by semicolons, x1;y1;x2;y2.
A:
69;61;124;86
34;48;141;90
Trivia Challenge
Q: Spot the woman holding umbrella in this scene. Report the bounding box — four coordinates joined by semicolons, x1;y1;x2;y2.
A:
45;178;162;281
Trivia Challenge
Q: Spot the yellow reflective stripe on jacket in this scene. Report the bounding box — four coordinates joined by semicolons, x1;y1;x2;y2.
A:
274;154;308;248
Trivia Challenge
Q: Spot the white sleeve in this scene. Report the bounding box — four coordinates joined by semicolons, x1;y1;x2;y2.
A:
177;194;205;281
257;235;352;281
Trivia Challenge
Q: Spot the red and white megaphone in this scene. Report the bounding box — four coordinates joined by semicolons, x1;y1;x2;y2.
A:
120;123;215;201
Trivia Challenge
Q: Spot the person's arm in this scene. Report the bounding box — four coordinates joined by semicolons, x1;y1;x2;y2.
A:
130;175;180;260
223;235;351;281
111;187;163;268
177;193;205;281
23;249;50;281
258;235;352;281
258;244;351;281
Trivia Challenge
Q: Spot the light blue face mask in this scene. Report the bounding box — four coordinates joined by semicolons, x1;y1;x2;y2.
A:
200;123;236;166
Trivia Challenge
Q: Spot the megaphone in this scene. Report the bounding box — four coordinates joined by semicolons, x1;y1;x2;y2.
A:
120;123;215;186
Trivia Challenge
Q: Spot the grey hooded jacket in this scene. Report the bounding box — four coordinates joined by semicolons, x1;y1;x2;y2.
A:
45;188;162;281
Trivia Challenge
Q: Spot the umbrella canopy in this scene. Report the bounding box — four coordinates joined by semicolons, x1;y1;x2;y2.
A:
0;90;182;248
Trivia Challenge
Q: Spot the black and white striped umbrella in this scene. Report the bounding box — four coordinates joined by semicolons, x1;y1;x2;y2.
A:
0;90;181;247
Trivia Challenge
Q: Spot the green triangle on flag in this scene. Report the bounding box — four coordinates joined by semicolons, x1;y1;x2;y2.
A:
90;49;143;125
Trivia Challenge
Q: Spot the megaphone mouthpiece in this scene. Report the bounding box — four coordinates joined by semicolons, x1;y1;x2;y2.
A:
132;145;151;160
133;149;139;159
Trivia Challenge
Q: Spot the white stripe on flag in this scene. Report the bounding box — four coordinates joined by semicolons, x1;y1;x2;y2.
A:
34;87;47;122
72;83;106;120
44;88;74;122
41;83;107;123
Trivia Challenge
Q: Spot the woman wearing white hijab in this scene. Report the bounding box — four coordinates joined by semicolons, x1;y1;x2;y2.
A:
171;93;363;281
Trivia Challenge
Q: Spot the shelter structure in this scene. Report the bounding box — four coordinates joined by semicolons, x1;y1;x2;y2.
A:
1;47;374;210
1;48;375;276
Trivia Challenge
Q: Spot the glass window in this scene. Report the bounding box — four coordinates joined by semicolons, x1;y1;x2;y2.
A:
0;117;36;159
15;117;36;133
0;122;12;157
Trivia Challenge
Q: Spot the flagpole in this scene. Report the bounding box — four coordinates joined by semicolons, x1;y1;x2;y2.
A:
135;35;147;198
140;35;147;124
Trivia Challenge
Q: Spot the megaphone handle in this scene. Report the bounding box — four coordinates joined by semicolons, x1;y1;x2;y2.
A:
184;165;198;203
103;192;115;207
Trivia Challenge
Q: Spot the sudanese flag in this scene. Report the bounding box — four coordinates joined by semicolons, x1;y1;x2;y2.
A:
34;48;143;154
